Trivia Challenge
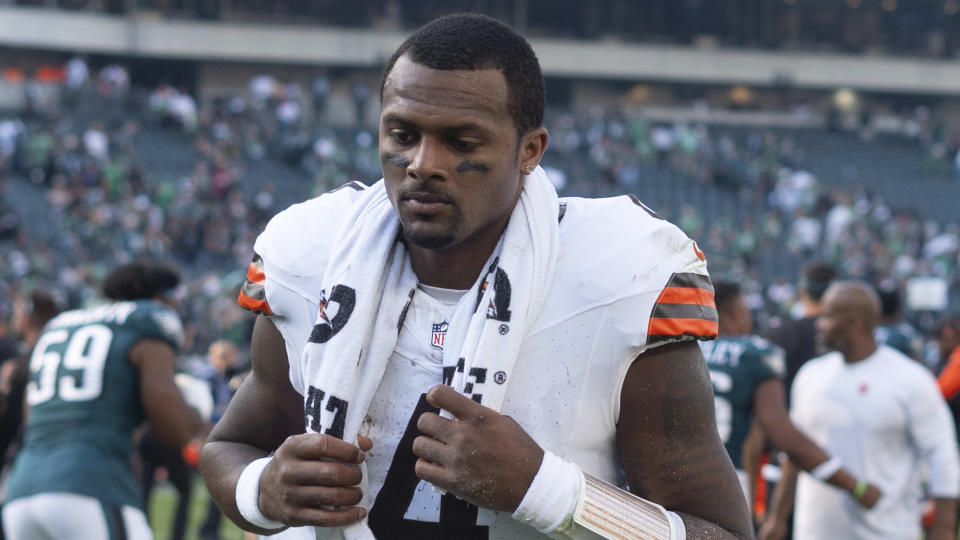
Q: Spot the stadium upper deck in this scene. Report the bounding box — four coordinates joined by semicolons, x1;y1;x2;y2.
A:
3;0;960;99
6;0;960;59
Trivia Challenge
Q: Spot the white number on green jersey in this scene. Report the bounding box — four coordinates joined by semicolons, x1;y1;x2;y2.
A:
27;324;113;405
709;370;733;443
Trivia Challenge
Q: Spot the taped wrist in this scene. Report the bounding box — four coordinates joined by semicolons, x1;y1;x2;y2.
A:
235;456;286;530
576;471;686;540
511;450;685;539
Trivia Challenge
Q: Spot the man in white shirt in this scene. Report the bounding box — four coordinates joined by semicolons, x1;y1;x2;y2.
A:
760;281;959;540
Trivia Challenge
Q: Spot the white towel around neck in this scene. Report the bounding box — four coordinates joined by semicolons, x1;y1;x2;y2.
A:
300;167;560;539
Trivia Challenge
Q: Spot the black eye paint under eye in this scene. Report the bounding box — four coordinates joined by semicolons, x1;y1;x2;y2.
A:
382;152;411;168
456;161;490;174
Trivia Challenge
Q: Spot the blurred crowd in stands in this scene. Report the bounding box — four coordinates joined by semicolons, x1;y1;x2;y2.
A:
5;0;960;59
540;105;960;335
0;60;263;358
1;57;959;371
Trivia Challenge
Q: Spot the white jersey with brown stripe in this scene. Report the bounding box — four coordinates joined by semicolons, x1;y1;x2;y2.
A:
245;184;715;539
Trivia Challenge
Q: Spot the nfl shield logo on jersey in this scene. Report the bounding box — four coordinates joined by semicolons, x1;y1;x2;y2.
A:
431;321;449;351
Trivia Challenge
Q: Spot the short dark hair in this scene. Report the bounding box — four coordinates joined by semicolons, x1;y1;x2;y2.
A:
875;281;900;317
379;13;545;137
27;291;59;329
103;262;180;301
800;261;837;302
713;280;742;315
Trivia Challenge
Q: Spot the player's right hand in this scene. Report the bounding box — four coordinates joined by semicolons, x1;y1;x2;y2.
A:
854;482;882;509
258;433;369;527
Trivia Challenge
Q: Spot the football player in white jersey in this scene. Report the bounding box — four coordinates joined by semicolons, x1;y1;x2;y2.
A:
201;13;752;540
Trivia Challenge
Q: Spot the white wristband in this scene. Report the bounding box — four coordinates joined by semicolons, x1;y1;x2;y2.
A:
810;456;843;481
236;456;286;530
512;450;581;532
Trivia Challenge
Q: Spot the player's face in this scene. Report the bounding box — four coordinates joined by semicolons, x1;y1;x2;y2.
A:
11;297;27;337
731;294;752;335
816;293;850;351
379;56;526;251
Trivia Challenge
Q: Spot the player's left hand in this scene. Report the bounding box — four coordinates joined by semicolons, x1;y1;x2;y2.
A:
413;384;544;513
854;482;882;509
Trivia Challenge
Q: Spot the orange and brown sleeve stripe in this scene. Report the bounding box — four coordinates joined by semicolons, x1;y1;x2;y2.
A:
237;254;275;316
647;272;718;345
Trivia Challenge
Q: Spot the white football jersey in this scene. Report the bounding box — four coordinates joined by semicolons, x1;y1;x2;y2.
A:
239;183;717;539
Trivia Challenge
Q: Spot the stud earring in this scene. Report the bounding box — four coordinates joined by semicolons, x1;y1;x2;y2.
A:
524;165;535;174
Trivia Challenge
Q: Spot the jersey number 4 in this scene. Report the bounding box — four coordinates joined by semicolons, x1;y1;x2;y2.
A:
27;324;113;406
369;394;489;539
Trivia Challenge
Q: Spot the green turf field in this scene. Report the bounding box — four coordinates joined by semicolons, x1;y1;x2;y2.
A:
146;476;247;540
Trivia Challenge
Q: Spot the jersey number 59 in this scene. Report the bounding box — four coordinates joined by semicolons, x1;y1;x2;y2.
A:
27;324;113;406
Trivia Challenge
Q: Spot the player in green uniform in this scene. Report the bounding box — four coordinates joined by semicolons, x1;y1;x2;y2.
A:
700;281;881;523
3;263;203;540
874;283;923;361
700;313;785;478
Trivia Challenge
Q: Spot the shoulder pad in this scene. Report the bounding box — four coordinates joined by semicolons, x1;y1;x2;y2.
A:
128;301;185;350
760;344;787;377
552;196;717;348
559;196;707;294
255;181;372;278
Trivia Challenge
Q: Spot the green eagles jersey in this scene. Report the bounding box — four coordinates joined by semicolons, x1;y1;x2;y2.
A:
875;322;923;361
699;335;785;469
6;300;182;508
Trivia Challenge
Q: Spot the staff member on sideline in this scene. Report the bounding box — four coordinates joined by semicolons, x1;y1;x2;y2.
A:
761;282;959;540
